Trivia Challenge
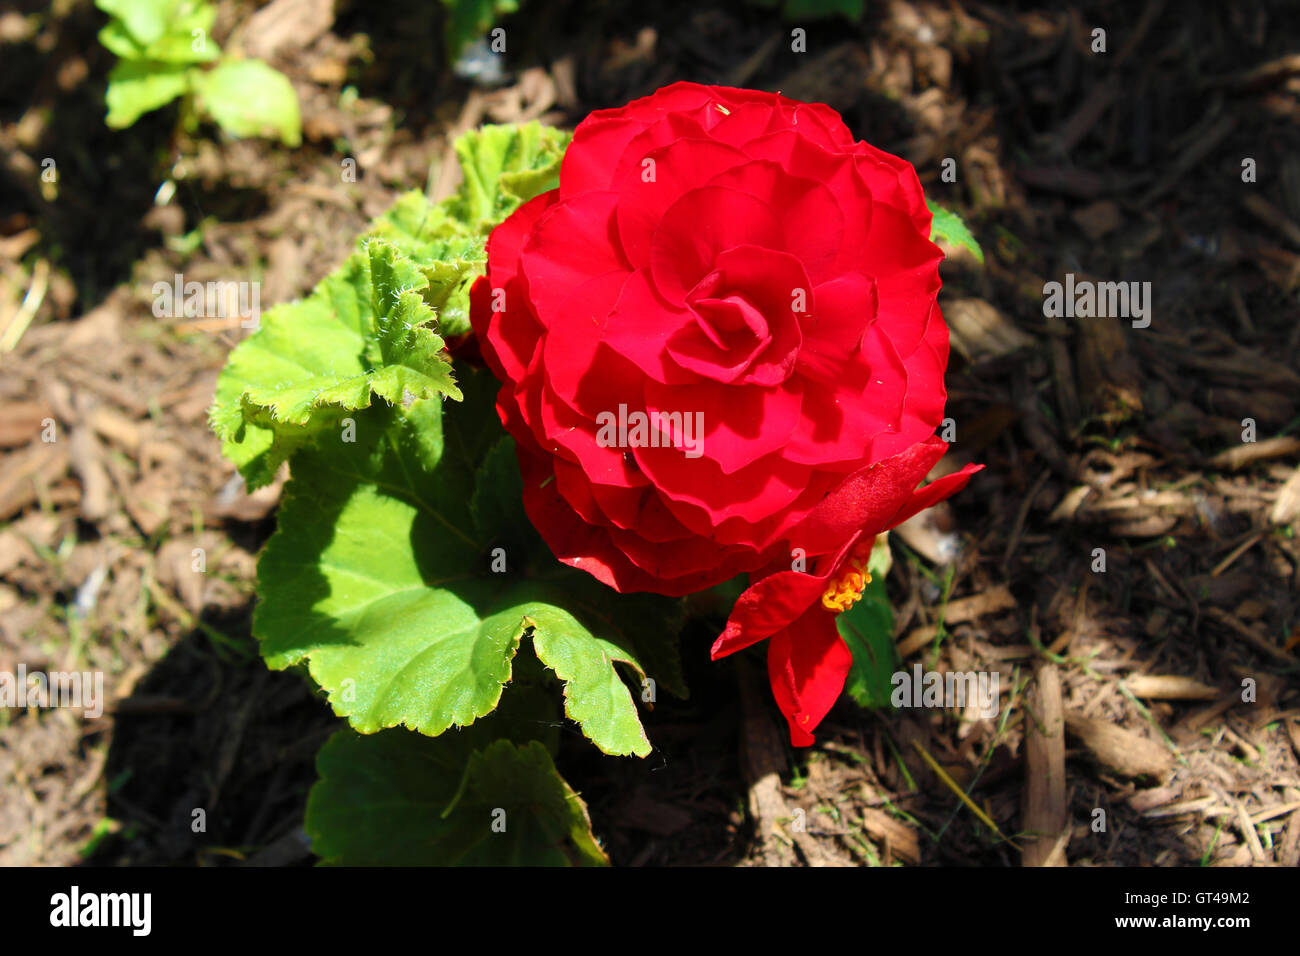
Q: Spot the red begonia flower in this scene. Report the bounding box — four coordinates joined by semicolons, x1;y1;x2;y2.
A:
712;439;982;745
471;82;964;597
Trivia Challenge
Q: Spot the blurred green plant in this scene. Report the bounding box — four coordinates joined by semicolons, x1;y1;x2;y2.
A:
749;0;865;21
96;0;301;146
443;0;520;60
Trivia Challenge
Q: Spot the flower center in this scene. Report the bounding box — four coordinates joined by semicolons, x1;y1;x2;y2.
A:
820;538;875;613
692;287;771;354
664;245;805;387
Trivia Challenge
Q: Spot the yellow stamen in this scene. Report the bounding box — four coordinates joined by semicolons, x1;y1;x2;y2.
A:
820;538;875;612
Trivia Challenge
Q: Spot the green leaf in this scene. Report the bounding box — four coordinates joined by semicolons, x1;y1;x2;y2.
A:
104;59;191;128
359;124;569;338
252;394;507;732
526;602;652;757
193;59;301;146
927;200;985;264
209;239;460;489
98;4;218;64
837;537;898;708
252;379;665;755
363;194;484;338
470;436;529;548
445;122;570;228
210;121;682;757
99;21;146;58
96;0;179;47
306;729;607;866
780;0;866;20
559;575;689;702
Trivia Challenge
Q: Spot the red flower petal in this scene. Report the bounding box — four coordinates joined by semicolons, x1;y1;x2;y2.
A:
634;437;810;527
614;138;749;267
767;609;854;747
702;160;844;284
519;446;743;595
711;531;863;659
559;116;648;198
794;272;876;383
517;192;630;328
666;245;808;387
888;462;983;529
643;375;803;475
649;185;784;305
601;268;696;385
789;436;952;556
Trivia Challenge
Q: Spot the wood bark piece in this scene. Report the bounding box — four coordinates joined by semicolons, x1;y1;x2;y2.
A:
945;298;1034;364
1211;435;1300;471
0;400;52;448
1023;663;1068;866
1269;466;1300;524
736;657;797;867
1065;713;1174;779
1123;675;1219;700
0;440;66;520
943;586;1018;625
860;807;921;865
1076;309;1143;417
238;0;335;61
1280;787;1300;868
